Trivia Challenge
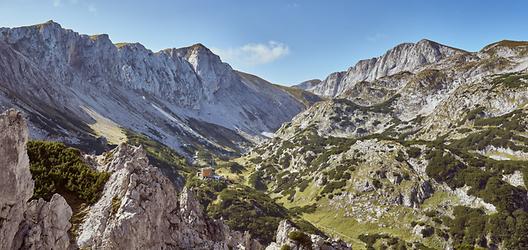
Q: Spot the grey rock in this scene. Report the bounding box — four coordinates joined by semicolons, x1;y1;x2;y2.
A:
0;109;72;250
77;143;263;249
311;39;466;97
0;109;34;250
0;21;307;157
14;194;72;250
266;220;351;250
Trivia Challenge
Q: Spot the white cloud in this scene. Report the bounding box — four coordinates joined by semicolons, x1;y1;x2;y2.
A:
213;41;290;66
51;0;95;13
88;4;97;13
366;33;388;42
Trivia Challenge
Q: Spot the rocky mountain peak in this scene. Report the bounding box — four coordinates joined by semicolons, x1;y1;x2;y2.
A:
293;79;322;91
37;19;62;28
0;21;308;159
480;39;528;57
311;39;466;97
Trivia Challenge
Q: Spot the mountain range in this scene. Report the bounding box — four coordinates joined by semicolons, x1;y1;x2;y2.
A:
0;20;318;158
1;21;528;250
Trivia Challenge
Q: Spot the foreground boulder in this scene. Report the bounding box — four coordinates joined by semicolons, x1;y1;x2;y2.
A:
267;220;351;250
13;194;72;249
0;110;34;249
0;109;72;250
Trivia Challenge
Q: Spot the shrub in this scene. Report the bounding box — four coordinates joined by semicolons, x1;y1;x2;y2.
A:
186;175;227;209
425;149;464;184
421;226;435;237
288;231;312;246
223;162;246;174
395;151;406;162
407;147;422;158
27;141;110;204
125;130;188;172
280;245;292;250
321;180;347;195
372;179;382;189
248;171;268;191
207;186;289;244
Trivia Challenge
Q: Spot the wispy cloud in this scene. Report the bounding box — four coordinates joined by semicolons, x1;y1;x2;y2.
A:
213;41;290;66
88;4;97;13
51;0;96;14
366;33;388;42
287;2;300;8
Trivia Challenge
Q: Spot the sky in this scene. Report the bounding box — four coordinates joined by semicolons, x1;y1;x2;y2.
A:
1;0;528;85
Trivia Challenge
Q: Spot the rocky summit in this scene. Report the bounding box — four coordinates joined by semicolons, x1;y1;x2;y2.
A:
1;19;528;250
0;21;314;158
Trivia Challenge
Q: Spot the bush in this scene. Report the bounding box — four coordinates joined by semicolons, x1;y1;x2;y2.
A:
248;171;268;191
321;180;347;195
421;226;435;237
207;186;289;244
288;231;312;246
222;162;246;174
425;149;464;185
395;151;406;162
280;245;292;250
27;141;110;204
407;147;422;158
125;130;188;172
186;175;227;209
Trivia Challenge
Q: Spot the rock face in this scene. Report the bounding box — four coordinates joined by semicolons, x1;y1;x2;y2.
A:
0;109;34;250
77;144;263;249
266;220;350;250
311;39;466;97
309;40;466;97
0;21;310;157
0;109;72;250
14;194;72;250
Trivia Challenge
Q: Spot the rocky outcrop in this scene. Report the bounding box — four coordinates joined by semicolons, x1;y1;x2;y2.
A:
13;194;72;250
311;39;466;97
0;109;72;250
401;181;433;208
77;143;263;249
0;109;34;250
0;110;284;249
266;220;350;250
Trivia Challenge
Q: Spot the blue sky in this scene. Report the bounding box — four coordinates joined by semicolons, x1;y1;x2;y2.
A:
1;0;528;85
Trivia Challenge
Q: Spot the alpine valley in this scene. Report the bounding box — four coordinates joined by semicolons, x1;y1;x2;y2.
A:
1;21;528;250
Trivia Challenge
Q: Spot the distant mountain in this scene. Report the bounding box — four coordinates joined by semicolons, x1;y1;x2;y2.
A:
310;39;467;97
0;21;314;157
237;39;528;248
292;79;322;91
